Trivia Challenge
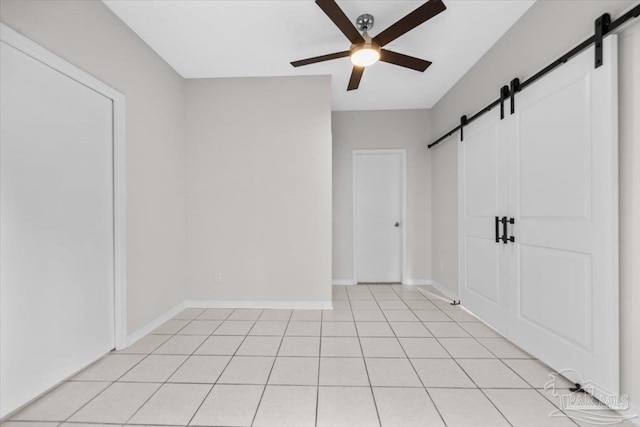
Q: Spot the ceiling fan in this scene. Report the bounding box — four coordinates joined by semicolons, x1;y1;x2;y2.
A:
291;0;447;91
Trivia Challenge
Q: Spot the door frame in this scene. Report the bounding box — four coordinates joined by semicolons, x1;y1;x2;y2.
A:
352;149;407;284
1;24;128;350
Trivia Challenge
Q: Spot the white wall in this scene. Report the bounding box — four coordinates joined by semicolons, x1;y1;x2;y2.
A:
0;0;188;335
429;0;640;410
332;110;432;284
185;76;332;303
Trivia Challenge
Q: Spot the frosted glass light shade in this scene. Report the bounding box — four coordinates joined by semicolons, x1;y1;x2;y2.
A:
350;47;380;67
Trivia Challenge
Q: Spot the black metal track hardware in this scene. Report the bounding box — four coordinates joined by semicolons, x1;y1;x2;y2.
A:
450;300;461;306
500;85;510;120
510;78;520;115
459;115;468;141
569;383;591;394
595;13;612;68
427;3;640;150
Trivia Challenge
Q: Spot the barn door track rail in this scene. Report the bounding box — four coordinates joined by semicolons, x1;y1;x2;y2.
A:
428;3;640;149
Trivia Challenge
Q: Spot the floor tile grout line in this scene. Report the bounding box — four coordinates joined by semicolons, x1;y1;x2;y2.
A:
379;285;449;427
181;310;252;426
348;287;383;427
532;387;583;427
248;309;294;427
121;308;238;426
46;381;556;389
404;294;517;427
314;303;329;427
50;310;213;426
115;308;212;382
183;308;263;426
13;291;570;426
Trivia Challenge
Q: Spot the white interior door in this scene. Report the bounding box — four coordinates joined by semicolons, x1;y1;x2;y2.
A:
1;41;115;416
507;36;619;396
459;36;619;398
458;113;511;332
354;150;404;283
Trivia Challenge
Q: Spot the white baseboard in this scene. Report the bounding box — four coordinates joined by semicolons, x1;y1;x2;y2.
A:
124;301;186;349
404;279;431;286
122;298;333;350
184;300;333;310
333;279;432;286
421;279;459;301
332;279;357;285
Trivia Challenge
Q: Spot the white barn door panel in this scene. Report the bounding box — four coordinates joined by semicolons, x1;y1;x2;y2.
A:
458;113;511;332
1;40;116;416
459;36;618;397
507;36;619;395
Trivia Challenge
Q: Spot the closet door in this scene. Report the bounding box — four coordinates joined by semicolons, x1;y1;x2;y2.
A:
1;40;115;416
506;36;619;395
458;113;510;332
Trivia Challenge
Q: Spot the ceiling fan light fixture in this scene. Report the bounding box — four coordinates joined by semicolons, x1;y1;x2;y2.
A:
350;47;380;67
350;40;380;67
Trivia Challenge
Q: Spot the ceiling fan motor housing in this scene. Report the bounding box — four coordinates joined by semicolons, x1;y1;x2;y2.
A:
356;14;374;33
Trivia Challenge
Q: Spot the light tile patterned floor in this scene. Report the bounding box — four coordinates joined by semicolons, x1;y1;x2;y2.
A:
6;285;629;427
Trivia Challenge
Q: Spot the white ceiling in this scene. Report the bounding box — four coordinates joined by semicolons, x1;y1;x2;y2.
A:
103;0;535;111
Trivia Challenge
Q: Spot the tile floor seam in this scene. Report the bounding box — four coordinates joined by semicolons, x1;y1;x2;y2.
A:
179;307;249;426
405;286;520;427
124;309;235;425
385;285;448;426
248;309;294;427
348;288;383;427
122;308;237;426
314;303;329;427
532;387;583;426
11;286;597;427
56;312;209;426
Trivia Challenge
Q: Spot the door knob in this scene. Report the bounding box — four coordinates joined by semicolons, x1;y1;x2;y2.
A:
394;222;400;227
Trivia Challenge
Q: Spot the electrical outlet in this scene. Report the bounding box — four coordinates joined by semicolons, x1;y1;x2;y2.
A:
213;273;222;284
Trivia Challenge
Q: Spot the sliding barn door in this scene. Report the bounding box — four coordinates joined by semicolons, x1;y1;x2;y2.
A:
458;114;511;333
507;36;619;395
459;36;618;396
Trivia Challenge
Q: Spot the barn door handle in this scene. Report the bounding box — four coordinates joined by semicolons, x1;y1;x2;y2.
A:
501;217;515;244
508;217;515;242
495;217;500;243
501;216;508;244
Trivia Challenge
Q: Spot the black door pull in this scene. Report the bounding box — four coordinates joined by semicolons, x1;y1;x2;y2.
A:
508;217;515;242
498;216;516;244
501;217;508;244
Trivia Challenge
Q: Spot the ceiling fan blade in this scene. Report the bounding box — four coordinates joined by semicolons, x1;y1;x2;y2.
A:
380;50;432;72
291;51;351;67
316;0;365;45
347;66;365;91
373;0;446;47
